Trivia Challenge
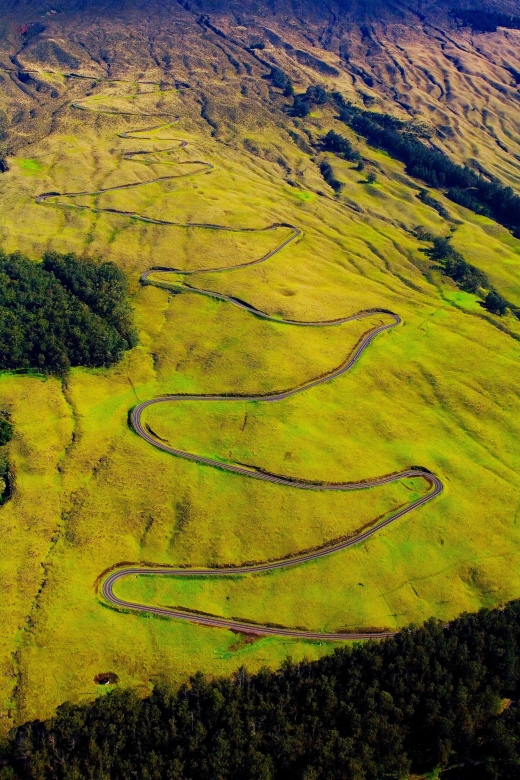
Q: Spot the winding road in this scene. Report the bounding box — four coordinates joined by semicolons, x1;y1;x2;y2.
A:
38;86;444;641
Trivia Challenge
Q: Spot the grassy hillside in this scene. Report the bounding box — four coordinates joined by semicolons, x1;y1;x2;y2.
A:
0;3;519;729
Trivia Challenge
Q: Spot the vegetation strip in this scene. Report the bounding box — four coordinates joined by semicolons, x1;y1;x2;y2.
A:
37;87;444;640
332;93;520;237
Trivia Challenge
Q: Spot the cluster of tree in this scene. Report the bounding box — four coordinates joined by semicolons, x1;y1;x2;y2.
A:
0;251;137;373
453;9;520;33
41;251;136;348
291;84;328;118
4;602;520;778
427;235;489;294
320;130;360;162
319;160;342;192
0;415;12;447
267;67;294;97
484;289;509;317
329;93;410;132
417;231;511;315
331;96;520;236
0;108;8;147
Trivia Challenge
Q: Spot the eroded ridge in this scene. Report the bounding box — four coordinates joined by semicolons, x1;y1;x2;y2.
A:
36;88;444;640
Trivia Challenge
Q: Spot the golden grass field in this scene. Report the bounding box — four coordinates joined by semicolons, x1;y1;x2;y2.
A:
0;59;520;730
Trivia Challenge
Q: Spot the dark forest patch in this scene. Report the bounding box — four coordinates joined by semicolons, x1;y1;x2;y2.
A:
6;603;520;778
453;8;520;33
0;251;137;373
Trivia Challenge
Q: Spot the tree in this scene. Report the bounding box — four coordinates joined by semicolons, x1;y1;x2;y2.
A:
484;290;508;316
292;94;311;117
321;131;359;161
366;171;377;184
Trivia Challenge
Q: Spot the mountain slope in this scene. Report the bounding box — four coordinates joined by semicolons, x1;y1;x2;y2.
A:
0;0;519;730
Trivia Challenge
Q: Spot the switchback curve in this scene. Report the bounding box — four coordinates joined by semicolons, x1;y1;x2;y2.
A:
105;302;442;641
36;86;444;641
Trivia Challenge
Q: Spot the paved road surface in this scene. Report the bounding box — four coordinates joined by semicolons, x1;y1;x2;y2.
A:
37;93;444;641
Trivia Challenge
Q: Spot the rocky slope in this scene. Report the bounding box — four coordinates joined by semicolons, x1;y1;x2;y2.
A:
1;0;520;188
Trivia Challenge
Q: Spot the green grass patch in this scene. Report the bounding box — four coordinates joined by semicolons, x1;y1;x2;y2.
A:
293;190;315;202
17;158;43;173
443;290;483;311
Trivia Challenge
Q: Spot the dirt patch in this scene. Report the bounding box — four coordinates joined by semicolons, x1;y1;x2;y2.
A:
94;672;119;686
229;629;263;651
